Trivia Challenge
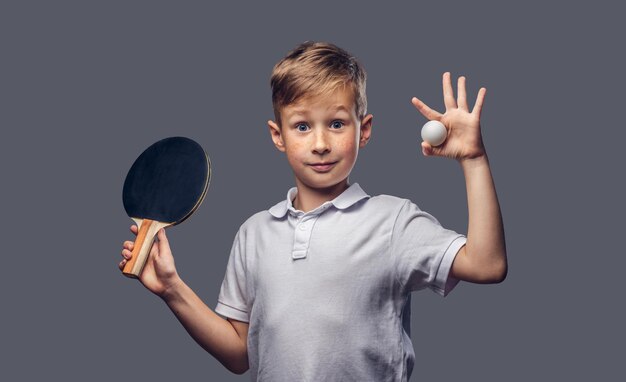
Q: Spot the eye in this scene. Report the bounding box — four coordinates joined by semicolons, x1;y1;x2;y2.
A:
295;123;309;132
330;120;344;129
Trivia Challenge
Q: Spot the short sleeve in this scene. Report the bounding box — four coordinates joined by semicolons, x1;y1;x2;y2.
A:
391;200;467;297
215;228;250;322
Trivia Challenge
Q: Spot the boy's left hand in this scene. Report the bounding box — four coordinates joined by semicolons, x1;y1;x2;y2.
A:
412;72;487;161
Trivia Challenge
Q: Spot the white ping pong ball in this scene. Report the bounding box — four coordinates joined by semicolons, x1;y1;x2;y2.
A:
421;120;447;146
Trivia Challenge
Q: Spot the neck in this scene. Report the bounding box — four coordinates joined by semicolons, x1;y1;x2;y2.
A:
293;179;350;213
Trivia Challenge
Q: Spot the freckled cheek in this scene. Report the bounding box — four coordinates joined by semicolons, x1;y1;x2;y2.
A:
286;142;307;162
337;140;358;159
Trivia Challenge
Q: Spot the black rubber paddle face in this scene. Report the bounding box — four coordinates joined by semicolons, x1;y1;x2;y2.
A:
123;137;210;224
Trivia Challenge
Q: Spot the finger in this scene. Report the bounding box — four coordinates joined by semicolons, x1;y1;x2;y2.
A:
472;87;487;119
442;72;457;111
457;76;468;111
121;249;132;260
119;259;126;270
130;225;138;235
411;97;442;120
123;241;134;251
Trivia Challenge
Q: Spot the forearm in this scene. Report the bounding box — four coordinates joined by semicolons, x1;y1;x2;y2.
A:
160;278;248;374
460;154;507;280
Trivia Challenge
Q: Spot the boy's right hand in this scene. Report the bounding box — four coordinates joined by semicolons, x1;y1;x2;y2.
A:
119;225;181;298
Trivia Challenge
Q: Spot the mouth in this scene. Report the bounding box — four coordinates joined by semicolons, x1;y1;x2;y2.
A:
308;161;337;172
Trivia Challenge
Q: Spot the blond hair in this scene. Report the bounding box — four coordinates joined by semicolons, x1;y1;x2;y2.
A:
270;41;367;125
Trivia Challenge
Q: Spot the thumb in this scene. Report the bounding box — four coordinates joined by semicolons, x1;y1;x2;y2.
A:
156;228;170;252
421;141;444;157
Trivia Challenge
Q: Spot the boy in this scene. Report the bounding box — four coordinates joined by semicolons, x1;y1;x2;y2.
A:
119;41;507;381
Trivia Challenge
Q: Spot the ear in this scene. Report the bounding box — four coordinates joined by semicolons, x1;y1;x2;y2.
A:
268;120;286;152
359;114;373;148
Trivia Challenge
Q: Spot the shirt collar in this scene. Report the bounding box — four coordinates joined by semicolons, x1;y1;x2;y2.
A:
268;182;370;218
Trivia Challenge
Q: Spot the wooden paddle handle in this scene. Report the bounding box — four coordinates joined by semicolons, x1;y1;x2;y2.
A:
123;219;162;278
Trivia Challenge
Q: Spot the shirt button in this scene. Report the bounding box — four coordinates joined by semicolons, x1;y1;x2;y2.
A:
299;224;307;230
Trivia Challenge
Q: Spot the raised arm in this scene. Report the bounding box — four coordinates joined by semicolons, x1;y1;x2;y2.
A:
411;72;507;283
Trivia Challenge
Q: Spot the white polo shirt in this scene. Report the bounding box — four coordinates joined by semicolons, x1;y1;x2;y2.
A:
215;183;466;382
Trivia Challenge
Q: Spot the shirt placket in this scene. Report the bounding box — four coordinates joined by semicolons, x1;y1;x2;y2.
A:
289;203;331;260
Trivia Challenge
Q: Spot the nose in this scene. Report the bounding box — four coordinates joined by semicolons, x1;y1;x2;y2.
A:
312;129;331;155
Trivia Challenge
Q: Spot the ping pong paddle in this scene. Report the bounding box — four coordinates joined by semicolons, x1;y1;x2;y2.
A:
122;136;211;278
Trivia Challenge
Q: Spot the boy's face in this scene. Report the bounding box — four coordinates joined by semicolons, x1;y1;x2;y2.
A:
268;87;372;194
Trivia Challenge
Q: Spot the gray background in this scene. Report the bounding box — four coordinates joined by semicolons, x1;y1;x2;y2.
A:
1;1;623;381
